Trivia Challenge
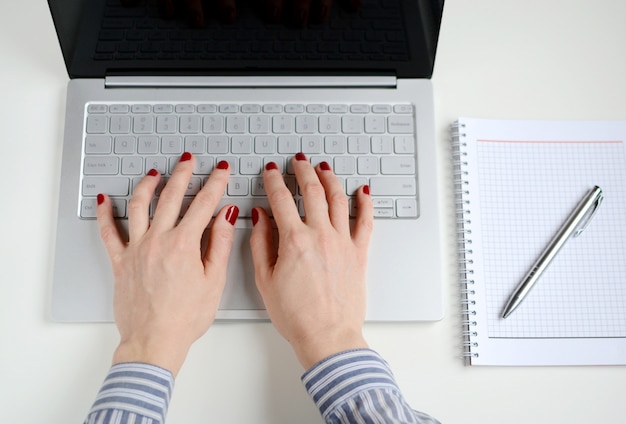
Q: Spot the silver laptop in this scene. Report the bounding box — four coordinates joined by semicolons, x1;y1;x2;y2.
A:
50;0;444;322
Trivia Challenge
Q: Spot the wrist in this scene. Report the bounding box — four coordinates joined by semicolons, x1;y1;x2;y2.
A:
112;337;191;377
291;330;369;370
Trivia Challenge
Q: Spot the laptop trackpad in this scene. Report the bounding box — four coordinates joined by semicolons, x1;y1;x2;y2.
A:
218;228;266;310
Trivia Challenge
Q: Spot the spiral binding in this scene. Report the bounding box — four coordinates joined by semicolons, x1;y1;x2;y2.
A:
451;121;479;364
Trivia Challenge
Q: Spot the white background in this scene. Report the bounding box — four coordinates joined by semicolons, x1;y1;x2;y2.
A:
1;0;625;422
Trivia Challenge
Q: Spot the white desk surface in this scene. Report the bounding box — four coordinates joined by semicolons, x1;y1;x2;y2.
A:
1;0;625;422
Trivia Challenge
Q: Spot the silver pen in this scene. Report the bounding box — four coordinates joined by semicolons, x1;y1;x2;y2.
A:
501;186;604;319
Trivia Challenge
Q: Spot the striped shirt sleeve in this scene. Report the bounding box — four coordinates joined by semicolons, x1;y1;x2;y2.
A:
84;363;174;424
302;349;440;424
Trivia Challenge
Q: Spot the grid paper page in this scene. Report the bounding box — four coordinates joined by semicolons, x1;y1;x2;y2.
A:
476;138;626;339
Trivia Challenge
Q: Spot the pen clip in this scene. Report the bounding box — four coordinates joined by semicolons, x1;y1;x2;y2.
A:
573;187;603;237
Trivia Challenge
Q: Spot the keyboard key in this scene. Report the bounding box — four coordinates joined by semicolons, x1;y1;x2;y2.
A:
122;157;143;175
371;136;393;154
393;105;413;114
138;136;159;154
278;135;299;154
396;198;419;218
226;115;247;133
370;177;416;195
273;115;294;133
82;177;129;196
156;115;177;133
184;135;205;153
394;136;415;154
296;115;317;133
161;136;182;154
114;136;135;154
87;104;107;113
387;116;414;134
179;115;201;133
302;136;322;153
86;115;108;134
325;136;346;154
228;178;249;196
133;115;155;133
84;157;119;175
255;136;276;154
204;116;224;133
153;104;174;113
85;136;111;154
381;157;416;175
365;115;386;133
250;115;270;134
319;115;339;133
342;115;364;134
357;156;378;175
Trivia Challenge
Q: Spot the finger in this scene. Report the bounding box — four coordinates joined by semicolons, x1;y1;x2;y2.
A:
341;0;361;12
152;152;194;230
265;0;285;22
315;160;350;234
292;0;313;26
179;160;230;236
127;168;160;242
263;161;302;231
313;0;333;23
292;153;330;227
249;207;277;287
159;0;175;18
96;194;125;260
203;204;238;287
215;0;237;23
183;0;205;27
351;185;374;249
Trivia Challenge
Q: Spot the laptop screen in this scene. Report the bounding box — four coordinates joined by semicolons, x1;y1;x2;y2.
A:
48;0;443;79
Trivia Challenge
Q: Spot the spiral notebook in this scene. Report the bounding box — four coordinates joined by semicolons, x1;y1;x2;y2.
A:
452;117;626;366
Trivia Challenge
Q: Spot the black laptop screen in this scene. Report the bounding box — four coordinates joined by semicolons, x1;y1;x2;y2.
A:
48;0;443;79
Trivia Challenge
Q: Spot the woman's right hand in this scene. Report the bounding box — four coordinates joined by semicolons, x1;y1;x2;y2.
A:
250;154;373;369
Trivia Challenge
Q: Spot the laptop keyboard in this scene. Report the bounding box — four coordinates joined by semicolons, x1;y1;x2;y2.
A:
80;103;419;220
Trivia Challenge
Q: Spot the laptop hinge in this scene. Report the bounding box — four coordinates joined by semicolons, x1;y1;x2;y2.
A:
105;76;397;89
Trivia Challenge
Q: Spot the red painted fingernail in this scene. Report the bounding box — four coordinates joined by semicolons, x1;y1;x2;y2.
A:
251;208;259;226
97;194;105;205
180;152;192;162
216;160;229;170
319;161;331;171
226;205;239;226
363;185;370;195
265;161;278;171
295;152;307;161
147;168;159;177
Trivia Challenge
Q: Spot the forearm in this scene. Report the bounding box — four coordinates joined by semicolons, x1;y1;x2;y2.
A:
302;349;440;424
84;363;174;424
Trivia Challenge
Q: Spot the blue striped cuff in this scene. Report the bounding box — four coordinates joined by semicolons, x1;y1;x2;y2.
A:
85;363;174;424
302;349;400;419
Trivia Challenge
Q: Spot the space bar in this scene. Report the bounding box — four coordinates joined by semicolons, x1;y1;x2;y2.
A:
214;197;273;217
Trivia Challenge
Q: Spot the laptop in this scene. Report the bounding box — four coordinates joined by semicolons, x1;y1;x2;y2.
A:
49;0;444;322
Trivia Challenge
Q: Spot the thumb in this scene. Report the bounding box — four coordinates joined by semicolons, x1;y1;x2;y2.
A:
204;205;238;284
249;207;276;288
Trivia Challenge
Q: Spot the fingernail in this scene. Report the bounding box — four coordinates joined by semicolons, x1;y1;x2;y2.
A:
180;152;192;162
147;168;159;177
226;205;239;226
265;161;279;171
295;152;307;161
251;207;259;226
97;194;105;205
217;160;229;170
319;161;331;171
363;185;370;195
